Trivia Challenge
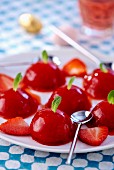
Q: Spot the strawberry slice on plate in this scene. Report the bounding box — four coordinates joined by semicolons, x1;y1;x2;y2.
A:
24;87;41;104
0;117;30;136
62;58;87;77
79;126;108;146
0;74;13;93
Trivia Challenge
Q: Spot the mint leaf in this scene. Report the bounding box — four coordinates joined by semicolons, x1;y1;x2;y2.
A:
51;96;62;112
67;76;75;90
100;63;108;73
13;73;22;91
42;50;48;63
108;90;114;104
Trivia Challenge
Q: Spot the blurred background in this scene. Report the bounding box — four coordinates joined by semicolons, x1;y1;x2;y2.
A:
0;0;114;57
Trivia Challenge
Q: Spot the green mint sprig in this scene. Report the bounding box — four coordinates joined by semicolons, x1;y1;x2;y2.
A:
42;50;48;63
107;90;114;104
67;76;75;90
51;96;62;113
13;73;22;91
100;63;108;73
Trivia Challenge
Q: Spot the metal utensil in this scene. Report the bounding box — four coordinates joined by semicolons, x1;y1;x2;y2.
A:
66;110;93;165
50;25;114;70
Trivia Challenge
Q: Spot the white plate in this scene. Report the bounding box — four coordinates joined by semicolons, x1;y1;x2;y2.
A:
0;47;114;153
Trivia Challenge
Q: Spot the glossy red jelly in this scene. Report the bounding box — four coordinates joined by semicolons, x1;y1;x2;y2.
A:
0;88;40;119
83;68;114;100
22;61;65;92
46;85;91;116
30;108;76;146
90;101;114;131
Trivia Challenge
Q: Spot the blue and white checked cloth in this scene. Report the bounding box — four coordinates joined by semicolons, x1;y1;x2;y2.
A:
0;0;114;169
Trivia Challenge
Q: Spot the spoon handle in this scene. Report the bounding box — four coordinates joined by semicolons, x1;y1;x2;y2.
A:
49;25;101;66
66;123;81;165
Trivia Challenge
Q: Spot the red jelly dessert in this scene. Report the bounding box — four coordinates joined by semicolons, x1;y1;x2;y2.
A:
30;96;76;146
0;74;13;94
90;90;114;131
46;77;91;116
62;58;87;77
0;73;40;119
22;50;65;92
83;66;114;100
79;0;114;30
0;117;30;136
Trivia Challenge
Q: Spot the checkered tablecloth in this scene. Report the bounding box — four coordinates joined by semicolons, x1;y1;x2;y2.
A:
0;0;114;170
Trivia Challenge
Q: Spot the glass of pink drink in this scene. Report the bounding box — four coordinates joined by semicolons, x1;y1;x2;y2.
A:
78;0;114;36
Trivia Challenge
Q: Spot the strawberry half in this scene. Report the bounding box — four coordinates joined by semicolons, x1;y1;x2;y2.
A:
24;87;41;104
78;126;108;146
62;58;87;77
0;117;30;136
0;74;13;93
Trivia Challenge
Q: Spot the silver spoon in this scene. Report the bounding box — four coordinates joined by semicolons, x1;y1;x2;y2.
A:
66;110;93;165
50;25;114;70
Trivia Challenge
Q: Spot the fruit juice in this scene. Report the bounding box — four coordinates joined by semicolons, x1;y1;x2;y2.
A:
79;0;114;35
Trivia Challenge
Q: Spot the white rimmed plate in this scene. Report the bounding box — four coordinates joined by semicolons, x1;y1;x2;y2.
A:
0;47;114;153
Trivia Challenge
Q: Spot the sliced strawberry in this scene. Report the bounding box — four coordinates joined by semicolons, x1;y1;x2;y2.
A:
62;58;87;77
0;117;30;136
78;126;108;146
0;74;13;93
24;87;41;104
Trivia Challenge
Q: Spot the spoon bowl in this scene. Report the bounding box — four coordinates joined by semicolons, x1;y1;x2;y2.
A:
71;110;92;124
66;110;92;165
